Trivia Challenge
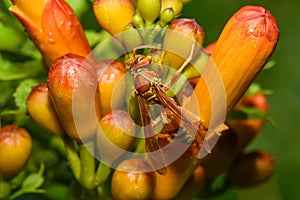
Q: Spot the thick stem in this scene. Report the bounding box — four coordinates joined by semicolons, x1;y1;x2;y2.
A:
0;179;11;200
63;137;81;181
79;142;95;190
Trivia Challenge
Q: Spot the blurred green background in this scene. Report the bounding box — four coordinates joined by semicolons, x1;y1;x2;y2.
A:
0;0;299;199
183;0;300;199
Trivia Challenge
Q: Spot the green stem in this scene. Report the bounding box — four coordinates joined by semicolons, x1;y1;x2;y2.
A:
63;137;81;181
79;142;95;190
166;74;188;97
92;163;111;187
0;179;11;200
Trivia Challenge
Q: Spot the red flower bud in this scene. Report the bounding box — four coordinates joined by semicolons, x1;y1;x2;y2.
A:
48;54;100;141
10;0;91;67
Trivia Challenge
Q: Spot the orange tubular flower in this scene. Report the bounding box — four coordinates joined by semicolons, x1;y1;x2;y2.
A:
9;0;91;67
93;0;134;35
190;5;279;124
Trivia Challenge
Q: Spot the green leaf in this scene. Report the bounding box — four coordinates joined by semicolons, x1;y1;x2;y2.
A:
262;60;276;71
227;107;267;120
22;163;45;190
245;83;272;96
0;81;15;108
0;55;43;81
13;79;41;111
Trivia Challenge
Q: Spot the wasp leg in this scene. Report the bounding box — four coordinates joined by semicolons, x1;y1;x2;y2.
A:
170;39;197;85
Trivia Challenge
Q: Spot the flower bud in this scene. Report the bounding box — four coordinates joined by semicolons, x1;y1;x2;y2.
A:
227;93;269;151
26;83;64;136
175;165;206;199
227;151;275;188
111;158;155;200
132;11;145;28
93;0;134;35
0;125;32;180
48;54;100;141
201;130;239;179
96;110;135;162
151;135;200;199
96;59;126;116
9;0;91;67
190;6;279;124
161;0;183;17
163;18;205;70
160;8;175;27
137;0;161;25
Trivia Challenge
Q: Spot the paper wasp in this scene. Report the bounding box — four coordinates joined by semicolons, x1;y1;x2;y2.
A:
125;45;209;175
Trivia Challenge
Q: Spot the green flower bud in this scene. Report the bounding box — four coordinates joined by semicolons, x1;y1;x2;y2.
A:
160;8;175;26
161;0;183;17
137;0;161;25
132;11;145;28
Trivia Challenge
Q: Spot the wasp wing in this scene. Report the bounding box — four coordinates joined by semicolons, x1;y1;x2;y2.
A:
154;85;206;145
137;95;168;175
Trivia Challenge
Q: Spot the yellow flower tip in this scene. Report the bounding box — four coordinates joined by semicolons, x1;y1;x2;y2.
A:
93;0;134;35
10;0;44;26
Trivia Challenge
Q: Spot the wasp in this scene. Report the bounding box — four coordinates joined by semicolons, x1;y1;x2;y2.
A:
125;45;209;175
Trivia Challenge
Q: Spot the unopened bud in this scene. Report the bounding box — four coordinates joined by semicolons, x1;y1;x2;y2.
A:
97;110;136;162
26;83;64;136
93;0;134;35
137;0;161;24
160;8;175;26
48;54;100;141
96;59;126;116
201;130;239;179
0;125;32;180
227;151;275;188
163;18;205;70
111;158;155;200
161;0;183;17
190;6;279;124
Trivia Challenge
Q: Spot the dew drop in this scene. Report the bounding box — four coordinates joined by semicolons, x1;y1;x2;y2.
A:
67;21;73;26
48;38;55;44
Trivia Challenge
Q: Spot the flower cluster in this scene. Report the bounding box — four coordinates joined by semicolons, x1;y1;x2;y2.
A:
1;0;279;199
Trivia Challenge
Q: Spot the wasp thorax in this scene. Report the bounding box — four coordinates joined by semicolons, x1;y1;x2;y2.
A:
134;70;159;103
